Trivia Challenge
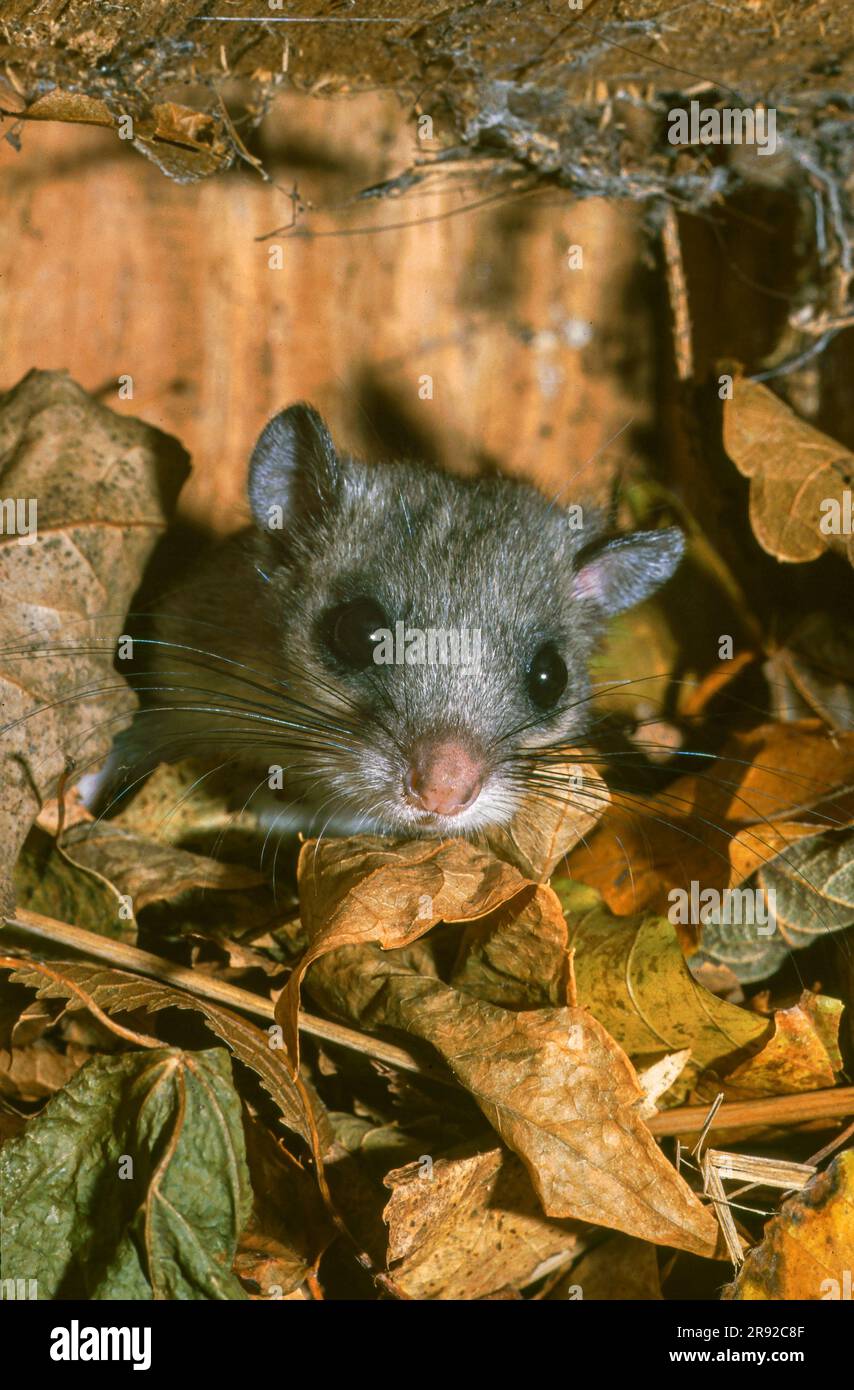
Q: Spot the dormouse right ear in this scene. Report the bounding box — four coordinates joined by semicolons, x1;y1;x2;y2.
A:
248;403;339;534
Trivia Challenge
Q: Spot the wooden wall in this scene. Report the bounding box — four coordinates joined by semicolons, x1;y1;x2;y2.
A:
0;92;655;533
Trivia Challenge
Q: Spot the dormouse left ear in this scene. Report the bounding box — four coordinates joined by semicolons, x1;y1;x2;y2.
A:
572;527;685;617
248;403;339;535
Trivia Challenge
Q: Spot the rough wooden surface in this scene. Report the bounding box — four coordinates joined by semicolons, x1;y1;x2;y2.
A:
1;6;850;535
0;93;656;532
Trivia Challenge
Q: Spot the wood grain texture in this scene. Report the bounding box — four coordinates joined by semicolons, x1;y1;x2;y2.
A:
0;92;654;532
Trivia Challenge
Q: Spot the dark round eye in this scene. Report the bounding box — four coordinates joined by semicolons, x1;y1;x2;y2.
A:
322;596;388;669
526;643;568;711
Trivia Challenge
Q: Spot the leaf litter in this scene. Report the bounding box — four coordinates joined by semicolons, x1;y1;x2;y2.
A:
0;371;852;1300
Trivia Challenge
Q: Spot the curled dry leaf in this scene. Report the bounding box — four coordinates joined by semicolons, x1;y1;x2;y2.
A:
451;878;572;1009
21;90;233;182
15;821;262;944
718;992;843;1099
0;370;188;920
723;1151;854;1300
383;1146;583;1299
723;374;854;566
689;824;854;984
485;758;610;881
276;835;535;1066
58;822;264;913
760;827;854;942
305;944;719;1256
14;827;139;944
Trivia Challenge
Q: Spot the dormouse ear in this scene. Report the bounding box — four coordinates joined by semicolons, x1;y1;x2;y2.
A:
248;403;339;533
572;527;685;617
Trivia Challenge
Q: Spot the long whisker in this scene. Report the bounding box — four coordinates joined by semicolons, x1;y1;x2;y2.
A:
505;771;851;938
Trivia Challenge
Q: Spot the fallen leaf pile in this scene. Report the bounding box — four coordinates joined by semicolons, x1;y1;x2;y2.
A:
0;373;852;1301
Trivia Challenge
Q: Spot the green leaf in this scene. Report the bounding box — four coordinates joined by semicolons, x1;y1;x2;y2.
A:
3;958;312;1142
554;880;769;1073
0;1048;251;1299
760;829;854;940
697;829;854;982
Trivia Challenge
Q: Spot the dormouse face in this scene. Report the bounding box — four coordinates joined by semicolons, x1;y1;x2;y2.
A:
249;404;685;835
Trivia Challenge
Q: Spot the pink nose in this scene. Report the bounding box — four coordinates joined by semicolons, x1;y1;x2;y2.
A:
405;739;484;817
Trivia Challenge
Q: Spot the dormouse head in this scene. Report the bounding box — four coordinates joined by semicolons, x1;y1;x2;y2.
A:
248;403;685;834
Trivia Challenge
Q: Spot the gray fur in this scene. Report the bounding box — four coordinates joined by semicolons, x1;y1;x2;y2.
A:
107;404;684;835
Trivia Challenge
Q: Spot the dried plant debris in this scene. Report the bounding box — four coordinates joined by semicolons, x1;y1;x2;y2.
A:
723;1152;854;1301
568;721;854;922
382;1146;582;1300
302;935;718;1255
765;614;854;731
724;377;854;567
10;89;234;182
0;370;188;919
1;374;853;1301
1;1;851;242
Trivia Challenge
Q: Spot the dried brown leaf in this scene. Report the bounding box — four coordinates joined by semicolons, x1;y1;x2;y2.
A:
451;879;572;1009
305;944;720;1255
719;992;843;1099
0;1038;89;1102
60;822;264;911
0;371;188;919
568;721;854;922
485;758;610;881
723;375;854;566
22;91;233;181
276;835;534;1065
383;1146;583;1299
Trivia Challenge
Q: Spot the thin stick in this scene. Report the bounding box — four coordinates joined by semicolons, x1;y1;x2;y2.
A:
647;1087;854;1136
7;908;854;1138
691;1091;724;1159
702;1157;744;1266
661;203;694;382
805;1116;854;1168
3;907;447;1083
